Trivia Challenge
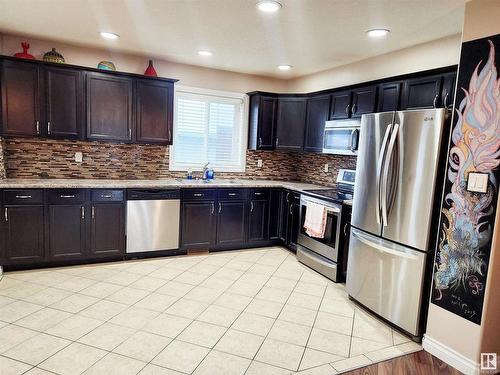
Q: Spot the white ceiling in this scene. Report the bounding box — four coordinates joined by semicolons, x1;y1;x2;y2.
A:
0;0;465;78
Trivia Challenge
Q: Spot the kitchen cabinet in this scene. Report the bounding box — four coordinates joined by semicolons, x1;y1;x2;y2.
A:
86;72;133;142
48;204;86;260
248;94;277;150
329;91;352;120
136;79;174;144
275;97;307;151
351;86;377;117
89;203;125;257
44;67;83;139
269;189;285;242
377;81;402;112
441;72;457;109
248;189;269;243
216;201;247;247
1;60;40;137
304;95;330;152
285;192;301;251
401;75;443;110
181;201;216;248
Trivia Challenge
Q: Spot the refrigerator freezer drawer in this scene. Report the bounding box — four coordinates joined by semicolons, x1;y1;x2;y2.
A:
346;228;426;335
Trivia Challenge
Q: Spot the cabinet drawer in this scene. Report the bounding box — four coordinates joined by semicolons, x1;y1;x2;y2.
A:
91;189;124;202
4;190;44;205
183;189;217;201
249;189;269;200
48;189;86;204
218;189;248;200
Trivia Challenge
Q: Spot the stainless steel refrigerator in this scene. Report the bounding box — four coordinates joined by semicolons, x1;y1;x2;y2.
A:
346;108;448;338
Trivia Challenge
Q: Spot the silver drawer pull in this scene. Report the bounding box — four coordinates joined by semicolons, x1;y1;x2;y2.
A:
60;195;75;198
101;195;113;199
4;208;8;222
254;192;263;196
15;195;32;199
228;193;237;196
194;193;204;197
81;206;85;220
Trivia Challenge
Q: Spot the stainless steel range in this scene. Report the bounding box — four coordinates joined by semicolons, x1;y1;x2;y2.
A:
297;169;355;282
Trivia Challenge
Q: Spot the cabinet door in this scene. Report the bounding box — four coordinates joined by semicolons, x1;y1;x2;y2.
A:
136;79;173;144
45;67;83;139
441;72;457;109
258;96;277;150
351;86;377;117
329;91;352;119
401;75;443;109
89;203;124;257
248;199;269;242
287;202;300;250
86;73;133;142
279;191;290;243
269;189;283;241
304;95;330;152
1;60;40;137
48;205;85;260
276;98;307;151
181;201;216;248
216;201;247;246
4;205;44;263
377;81;402;112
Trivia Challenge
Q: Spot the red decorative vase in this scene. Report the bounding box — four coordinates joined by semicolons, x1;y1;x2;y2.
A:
14;42;35;60
144;59;158;77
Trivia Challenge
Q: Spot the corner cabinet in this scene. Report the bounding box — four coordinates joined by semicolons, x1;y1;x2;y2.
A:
248;94;278;150
276;97;307;151
304;95;330;152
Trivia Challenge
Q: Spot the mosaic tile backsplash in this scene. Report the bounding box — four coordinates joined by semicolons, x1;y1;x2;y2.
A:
2;138;356;186
0;137;5;179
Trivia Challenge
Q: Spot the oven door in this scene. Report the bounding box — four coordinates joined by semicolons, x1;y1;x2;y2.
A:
323;126;359;155
298;196;342;262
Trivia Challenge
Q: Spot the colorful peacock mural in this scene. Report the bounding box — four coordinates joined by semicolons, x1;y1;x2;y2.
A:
432;36;500;324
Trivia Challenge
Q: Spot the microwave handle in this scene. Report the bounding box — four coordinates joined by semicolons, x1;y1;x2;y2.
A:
350;129;359;151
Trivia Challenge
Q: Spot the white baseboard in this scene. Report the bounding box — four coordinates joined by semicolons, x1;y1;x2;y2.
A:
423;335;480;375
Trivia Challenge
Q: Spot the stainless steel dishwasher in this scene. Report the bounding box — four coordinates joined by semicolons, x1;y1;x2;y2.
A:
126;189;180;253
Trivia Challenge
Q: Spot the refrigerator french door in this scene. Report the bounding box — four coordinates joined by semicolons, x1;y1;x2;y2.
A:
347;109;447;337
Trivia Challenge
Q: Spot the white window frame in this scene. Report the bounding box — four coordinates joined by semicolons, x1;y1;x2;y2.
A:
169;85;249;172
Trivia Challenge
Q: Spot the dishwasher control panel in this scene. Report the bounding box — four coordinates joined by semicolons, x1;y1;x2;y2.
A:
127;189;180;200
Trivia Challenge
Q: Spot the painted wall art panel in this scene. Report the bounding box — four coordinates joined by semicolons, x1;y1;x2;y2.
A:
432;34;500;324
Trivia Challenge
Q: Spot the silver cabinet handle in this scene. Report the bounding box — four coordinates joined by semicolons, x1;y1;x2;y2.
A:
345;104;351;116
15;195;32;199
128;128;132;139
286;192;290;203
194;193;204;197
218;202;222;213
60;195;75;198
47;121;51;135
250;201;254;212
36;121;40;135
211;202;214;215
275;138;279;147
290;205;293;215
4;208;7;222
351;103;357;114
433;94;439;108
101;194;112;199
81;206;85;220
168;129;172;141
258;137;263;148
228;193;237;196
254;192;263;196
344;222;349;235
443;93;449;108
91;206;95;220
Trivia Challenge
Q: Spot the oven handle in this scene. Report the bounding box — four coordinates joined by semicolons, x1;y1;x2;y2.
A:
300;198;341;214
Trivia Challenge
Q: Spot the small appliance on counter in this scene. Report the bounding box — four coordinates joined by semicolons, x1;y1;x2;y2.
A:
297;169;356;282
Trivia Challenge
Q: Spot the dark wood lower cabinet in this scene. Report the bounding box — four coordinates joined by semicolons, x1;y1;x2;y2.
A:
248;199;269;243
181;201;216;248
216;201;247;246
4;205;45;263
48;204;86;260
89;203;125;257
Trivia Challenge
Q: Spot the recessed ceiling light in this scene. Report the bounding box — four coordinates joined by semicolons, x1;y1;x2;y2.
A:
277;65;292;71
198;50;213;56
366;29;390;38
99;31;119;40
257;0;282;13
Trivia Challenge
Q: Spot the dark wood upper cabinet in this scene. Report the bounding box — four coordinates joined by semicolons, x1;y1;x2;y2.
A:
89;203;124;257
275;97;307;151
351;86;377;117
304;95;330;152
401;75;443;110
45;67;83;139
216;200;247;246
329;91;352;120
248;199;269;243
136;79;173;144
48;204;86;260
1;60;40;137
181;201;216;248
441;72;457;109
86;72;133;142
4;205;45;263
377;81;402;112
248;95;278;150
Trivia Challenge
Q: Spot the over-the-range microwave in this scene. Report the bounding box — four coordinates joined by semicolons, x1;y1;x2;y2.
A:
323;119;360;155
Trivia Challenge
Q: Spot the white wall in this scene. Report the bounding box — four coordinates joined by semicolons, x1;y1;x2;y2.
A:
286;34;462;93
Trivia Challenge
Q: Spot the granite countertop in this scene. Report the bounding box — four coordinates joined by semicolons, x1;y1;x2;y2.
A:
0;178;327;193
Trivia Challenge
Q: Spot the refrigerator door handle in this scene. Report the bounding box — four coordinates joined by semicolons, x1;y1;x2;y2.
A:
376;124;392;225
381;123;400;226
352;228;419;260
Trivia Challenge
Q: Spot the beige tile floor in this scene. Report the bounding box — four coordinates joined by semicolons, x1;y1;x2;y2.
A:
0;247;422;375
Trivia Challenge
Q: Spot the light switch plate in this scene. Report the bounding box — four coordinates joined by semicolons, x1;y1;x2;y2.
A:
75;152;83;163
467;172;488;193
324;164;329;172
257;159;263;168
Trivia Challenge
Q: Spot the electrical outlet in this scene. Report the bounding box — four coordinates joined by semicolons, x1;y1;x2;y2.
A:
257;159;263;168
75;152;83;163
324;164;329;172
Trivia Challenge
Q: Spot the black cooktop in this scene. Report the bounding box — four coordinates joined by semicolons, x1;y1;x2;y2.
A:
303;188;353;204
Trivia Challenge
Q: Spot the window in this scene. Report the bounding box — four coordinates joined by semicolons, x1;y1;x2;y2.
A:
170;86;247;172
